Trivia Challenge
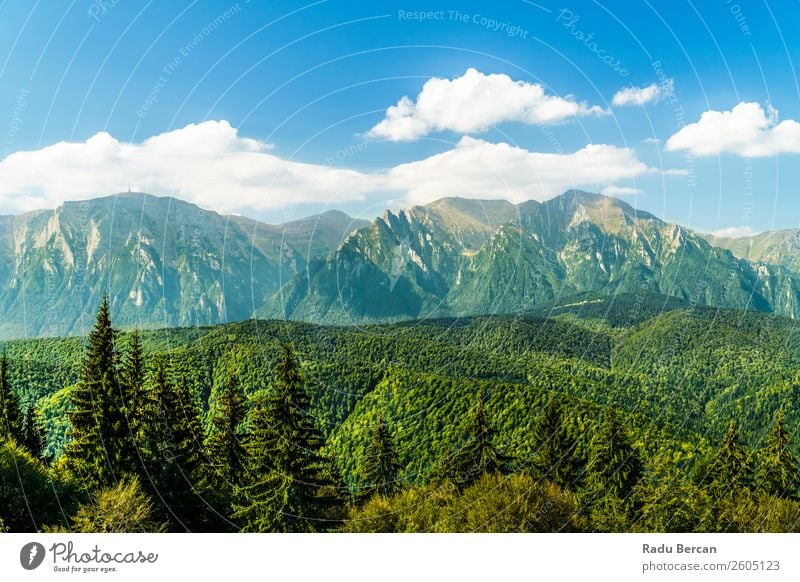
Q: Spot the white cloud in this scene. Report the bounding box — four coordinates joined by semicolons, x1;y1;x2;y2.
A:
710;226;756;238
0;120;368;214
612;80;673;107
666;102;800;157
601;185;643;196
367;68;606;142
383;137;654;205
0;121;666;214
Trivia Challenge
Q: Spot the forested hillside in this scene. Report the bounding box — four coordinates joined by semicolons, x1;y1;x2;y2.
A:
2;293;800;533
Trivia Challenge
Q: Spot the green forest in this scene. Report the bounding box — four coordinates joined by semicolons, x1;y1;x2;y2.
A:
2;292;800;533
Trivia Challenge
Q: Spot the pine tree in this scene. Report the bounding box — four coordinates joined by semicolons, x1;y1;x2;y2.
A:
754;411;799;499
230;391;278;532
64;372;107;488
170;376;204;463
0;353;20;441
635;457;712;532
120;330;146;472
232;344;345;532
21;406;43;459
63;296;129;488
139;362;205;530
706;420;751;497
705;421;754;532
360;416;402;498
162;374;204;529
435;396;512;489
201;373;247;503
585;404;643;502
530;394;579;488
137;359;167;480
582;405;643;532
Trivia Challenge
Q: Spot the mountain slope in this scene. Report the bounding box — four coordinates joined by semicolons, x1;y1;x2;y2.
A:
274;190;800;323
4;189;800;337
705;229;800;272
0;193;366;338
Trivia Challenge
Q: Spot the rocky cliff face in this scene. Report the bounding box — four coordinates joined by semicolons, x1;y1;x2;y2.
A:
3;190;800;338
271;190;800;323
0;193;366;338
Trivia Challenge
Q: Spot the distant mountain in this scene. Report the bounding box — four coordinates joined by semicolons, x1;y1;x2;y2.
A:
271;190;800;324
704;229;800;272
5;190;800;339
0;193;367;338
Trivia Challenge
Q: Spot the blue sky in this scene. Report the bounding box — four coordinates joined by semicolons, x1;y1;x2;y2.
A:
0;0;798;235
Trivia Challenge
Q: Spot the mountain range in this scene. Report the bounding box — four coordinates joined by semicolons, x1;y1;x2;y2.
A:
0;193;367;338
2;189;800;339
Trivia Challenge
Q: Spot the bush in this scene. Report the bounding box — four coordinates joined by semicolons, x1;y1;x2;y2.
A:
0;438;73;532
67;476;166;533
746;494;800;533
344;473;582;532
446;474;582;532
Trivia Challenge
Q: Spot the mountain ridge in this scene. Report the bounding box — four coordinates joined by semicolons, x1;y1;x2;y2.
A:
2;190;800;338
270;189;800;324
0;192;368;338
